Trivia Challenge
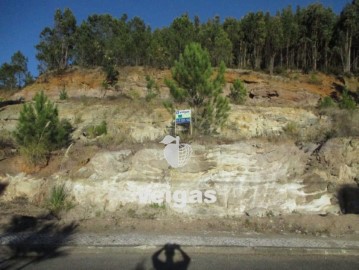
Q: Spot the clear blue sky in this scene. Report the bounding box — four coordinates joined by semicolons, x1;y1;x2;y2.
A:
0;0;350;77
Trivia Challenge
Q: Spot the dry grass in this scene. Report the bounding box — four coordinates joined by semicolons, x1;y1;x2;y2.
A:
324;109;359;137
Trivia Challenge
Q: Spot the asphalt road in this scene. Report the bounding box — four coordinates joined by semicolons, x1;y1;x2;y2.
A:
1;246;359;270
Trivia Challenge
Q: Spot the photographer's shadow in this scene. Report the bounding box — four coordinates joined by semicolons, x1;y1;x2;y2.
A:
152;243;191;270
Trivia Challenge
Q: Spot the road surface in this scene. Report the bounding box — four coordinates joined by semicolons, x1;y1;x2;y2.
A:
1;246;358;270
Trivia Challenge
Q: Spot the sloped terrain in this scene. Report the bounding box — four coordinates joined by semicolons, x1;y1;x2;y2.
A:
0;67;358;237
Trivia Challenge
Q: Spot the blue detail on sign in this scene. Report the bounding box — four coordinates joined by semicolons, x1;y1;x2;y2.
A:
176;118;191;124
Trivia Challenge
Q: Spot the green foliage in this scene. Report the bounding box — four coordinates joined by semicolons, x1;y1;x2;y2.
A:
165;42;230;134
103;64;119;87
149;203;166;209
19;142;49;167
162;100;175;115
308;73;322;85
26;2;359;75
36;8;77;72
59;87;68;100
199;17;233;66
11;51;29;88
0;51;30;90
339;89;357;110
0;63;17;90
283;122;299;137
46;184;74;215
86;120;107;138
145;75;159;101
319;96;336;108
229;79;247;104
15;91;72;165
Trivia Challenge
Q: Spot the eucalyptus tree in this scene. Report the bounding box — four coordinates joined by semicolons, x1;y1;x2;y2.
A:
36;8;77;72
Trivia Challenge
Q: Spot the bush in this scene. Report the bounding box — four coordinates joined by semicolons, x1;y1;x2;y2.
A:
46;184;73;216
229;79;247;104
320;109;359;137
145;75;159;101
339;89;356;110
283;121;300;138
319;96;336;109
86;120;107;139
308;73;322;85
103;64;119;87
19;142;48;167
59;87;68;100
15;91;72;165
0;130;14;148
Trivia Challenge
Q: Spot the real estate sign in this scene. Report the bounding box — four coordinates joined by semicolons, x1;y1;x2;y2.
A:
175;109;191;124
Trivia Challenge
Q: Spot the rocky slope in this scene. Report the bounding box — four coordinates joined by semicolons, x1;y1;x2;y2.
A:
0;67;358;220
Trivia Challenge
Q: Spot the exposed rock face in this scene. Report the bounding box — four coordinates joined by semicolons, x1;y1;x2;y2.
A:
0;68;355;218
223;105;329;139
2;138;358;217
309;138;359;185
0;102;329;143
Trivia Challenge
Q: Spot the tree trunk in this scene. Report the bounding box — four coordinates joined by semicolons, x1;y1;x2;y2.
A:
254;46;261;69
303;41;307;70
269;54;276;75
343;30;352;73
286;42;289;68
312;43;317;72
324;42;328;71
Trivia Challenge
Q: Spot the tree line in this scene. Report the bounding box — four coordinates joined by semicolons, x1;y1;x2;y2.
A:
35;1;359;75
1;0;359;91
0;51;33;90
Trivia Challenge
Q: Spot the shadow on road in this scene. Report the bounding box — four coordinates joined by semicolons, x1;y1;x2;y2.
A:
0;214;78;270
338;185;359;214
133;243;191;270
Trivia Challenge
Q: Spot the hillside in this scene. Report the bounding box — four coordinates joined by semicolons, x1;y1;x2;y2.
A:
0;67;358;237
9;66;351;103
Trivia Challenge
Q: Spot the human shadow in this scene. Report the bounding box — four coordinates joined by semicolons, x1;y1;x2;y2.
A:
0;214;78;270
338;185;359;214
152;243;191;270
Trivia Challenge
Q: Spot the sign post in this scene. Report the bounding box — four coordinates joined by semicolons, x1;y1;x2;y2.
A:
175;109;192;136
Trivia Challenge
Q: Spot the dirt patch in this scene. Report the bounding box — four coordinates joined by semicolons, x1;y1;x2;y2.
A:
0;199;358;239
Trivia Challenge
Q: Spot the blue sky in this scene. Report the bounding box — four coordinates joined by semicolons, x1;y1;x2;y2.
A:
0;0;351;77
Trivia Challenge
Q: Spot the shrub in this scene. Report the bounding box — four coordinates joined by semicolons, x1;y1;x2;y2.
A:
273;66;286;75
0;130;14;148
319;96;336;109
59;87;68;100
308;73;322;85
319;109;359;138
339;89;356;110
86;120;107;139
229;79;247;104
19;142;48;167
283;121;300;138
15;91;72;165
46;184;74;215
103;64;119;87
145;75;159;101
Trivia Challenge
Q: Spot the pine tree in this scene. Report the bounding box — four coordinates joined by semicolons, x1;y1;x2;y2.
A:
229;79;247;104
165;43;230;134
15;91;72;165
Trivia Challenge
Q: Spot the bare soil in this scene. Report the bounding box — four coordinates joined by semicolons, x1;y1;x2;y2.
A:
0;198;358;239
